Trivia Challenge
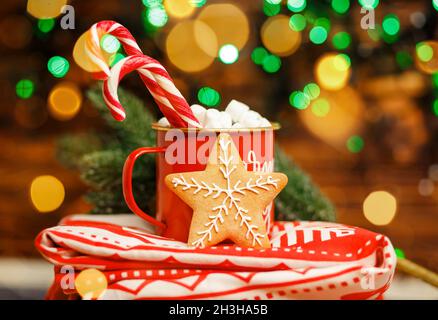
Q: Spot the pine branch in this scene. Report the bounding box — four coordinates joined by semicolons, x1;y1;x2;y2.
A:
274;145;336;222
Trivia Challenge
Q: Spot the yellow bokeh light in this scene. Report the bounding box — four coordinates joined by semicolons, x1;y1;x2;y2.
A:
27;0;68;19
197;3;249;50
166;20;217;72
164;0;195;18
261;15;301;57
299;87;364;147
315;53;351;91
48;82;82;120
363;191;397;226
75;269;108;299
30;175;65;213
73;30;111;73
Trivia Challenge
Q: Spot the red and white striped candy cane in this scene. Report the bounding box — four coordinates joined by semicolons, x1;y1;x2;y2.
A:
86;20;142;79
87;21;200;127
103;54;201;127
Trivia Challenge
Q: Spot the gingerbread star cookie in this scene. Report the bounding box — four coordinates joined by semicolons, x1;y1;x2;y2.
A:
165;133;288;249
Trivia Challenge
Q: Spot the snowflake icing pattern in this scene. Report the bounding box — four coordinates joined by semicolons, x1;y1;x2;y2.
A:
171;137;280;248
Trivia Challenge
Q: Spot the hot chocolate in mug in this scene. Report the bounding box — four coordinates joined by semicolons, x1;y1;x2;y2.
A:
122;123;280;242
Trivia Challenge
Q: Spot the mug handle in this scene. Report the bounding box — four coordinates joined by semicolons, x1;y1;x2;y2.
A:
123;146;167;231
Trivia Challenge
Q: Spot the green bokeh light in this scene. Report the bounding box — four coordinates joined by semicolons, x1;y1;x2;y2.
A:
38;19;55;33
332;31;351;50
16;79;35;99
303;83;320;100
289;91;310;110
394;248;406;259
359;0;379;9
189;0;207;7
142;0;163;7
145;6;168;28
367;28;380;42
315;17;331;32
198;87;221;107
309;26;328;45
433;0;438;11
346;135;364;153
100;34;121;54
396;51;413;70
262;54;282;73
382;14;400;36
433;99;438;117
331;0;350;14
109;53;126;67
251;47;268;65
218;44;239;64
265;0;282;3
432;73;438;88
263;1;281;16
311;98;330;117
289;14;306;31
287;0;307;13
47;56;70;78
416;42;433;62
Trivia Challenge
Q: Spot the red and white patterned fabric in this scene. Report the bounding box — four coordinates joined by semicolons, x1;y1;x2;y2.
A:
35;214;396;300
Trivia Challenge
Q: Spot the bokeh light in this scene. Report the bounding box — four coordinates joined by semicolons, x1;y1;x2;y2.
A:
358;0;379;9
73;30;105;73
395;248;406;259
418;178;434;196
16;79;35;99
27;0;68;19
166;20;217;72
332;31;351;50
363;191;397;226
218;44;239;64
415;41;438;74
48;82;82;120
311;98;330;117
251;47;268;65
197;3;250;50
289;14;306;31
287;0;306;13
164;0;195;18
303;83;320;100
434;0;438;11
47;56;70;78
37;18;55;33
30;175;65;213
433;99;438;117
198;87;221;107
262;54;282;73
396;50;413;70
262;15;301;56
315;53;351;90
382;14;400;36
109;53;126;67
289;91;309;110
190;0;207;7
299;87;364;147
144;5;168;28
309;26;328;45
75;269;108;299
346;135;364;153
331;0;350;14
263;1;281;17
100;34;121;54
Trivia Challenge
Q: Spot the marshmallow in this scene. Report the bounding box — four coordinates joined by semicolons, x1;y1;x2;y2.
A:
157;117;170;127
232;122;243;128
204;108;222;128
239;110;262;127
225;100;250;123
219;111;232;128
259;117;272;127
190;104;207;126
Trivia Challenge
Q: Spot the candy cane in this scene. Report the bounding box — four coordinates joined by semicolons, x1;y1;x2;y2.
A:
86;21;201;127
103;54;201;127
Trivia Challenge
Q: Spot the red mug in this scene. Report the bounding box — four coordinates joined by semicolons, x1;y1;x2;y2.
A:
123;124;280;242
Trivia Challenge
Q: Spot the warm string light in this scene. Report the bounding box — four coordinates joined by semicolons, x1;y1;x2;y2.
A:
261;15;301;57
48;82;82;120
27;0;68;19
315;53;351;90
